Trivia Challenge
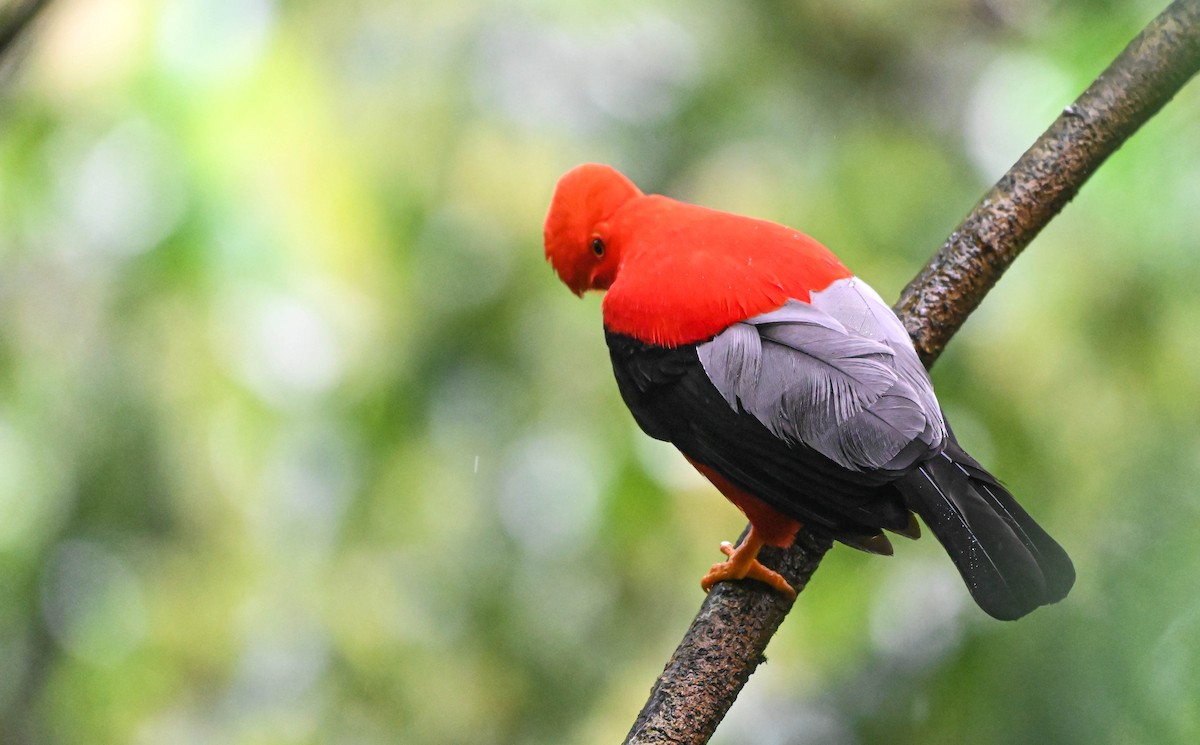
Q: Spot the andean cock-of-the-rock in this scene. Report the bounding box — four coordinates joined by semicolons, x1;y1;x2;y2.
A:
544;163;1074;620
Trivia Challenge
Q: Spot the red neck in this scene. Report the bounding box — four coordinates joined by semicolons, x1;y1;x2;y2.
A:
601;196;852;346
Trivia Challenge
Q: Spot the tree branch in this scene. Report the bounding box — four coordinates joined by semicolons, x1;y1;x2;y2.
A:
0;0;51;65
625;2;1200;743
897;0;1200;367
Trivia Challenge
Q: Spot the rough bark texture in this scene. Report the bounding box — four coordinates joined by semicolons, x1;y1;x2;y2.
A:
624;530;833;745
625;2;1200;743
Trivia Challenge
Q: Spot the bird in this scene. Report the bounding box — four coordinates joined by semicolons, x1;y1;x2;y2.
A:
543;163;1074;620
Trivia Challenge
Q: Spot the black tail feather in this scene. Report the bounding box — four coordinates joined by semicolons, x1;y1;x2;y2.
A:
895;442;1075;620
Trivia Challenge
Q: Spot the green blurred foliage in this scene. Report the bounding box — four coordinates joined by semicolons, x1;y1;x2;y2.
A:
0;0;1197;743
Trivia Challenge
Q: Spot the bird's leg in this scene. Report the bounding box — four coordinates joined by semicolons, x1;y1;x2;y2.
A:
700;526;797;599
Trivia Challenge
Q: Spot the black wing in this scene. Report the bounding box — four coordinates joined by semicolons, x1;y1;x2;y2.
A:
605;330;913;539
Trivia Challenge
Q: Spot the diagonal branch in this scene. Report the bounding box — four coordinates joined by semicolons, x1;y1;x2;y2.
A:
625;2;1200;743
0;0;51;64
897;0;1200;367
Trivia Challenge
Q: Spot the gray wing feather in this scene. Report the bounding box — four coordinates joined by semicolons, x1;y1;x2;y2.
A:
813;277;946;436
698;322;761;409
809;277;909;345
698;279;946;474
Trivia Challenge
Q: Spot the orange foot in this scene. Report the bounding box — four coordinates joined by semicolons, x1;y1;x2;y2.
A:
700;528;797;600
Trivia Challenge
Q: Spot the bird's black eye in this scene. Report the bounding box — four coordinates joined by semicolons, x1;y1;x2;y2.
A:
591;238;605;257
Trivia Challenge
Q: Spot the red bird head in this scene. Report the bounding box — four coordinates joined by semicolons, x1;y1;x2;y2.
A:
544;163;643;296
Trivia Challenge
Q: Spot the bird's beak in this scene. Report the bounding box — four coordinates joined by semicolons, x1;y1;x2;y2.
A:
567;268;590;297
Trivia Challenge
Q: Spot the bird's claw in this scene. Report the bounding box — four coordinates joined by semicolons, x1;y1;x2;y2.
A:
701;542;797;600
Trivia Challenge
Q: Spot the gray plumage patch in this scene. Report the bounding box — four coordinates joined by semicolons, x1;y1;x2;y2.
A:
812;278;945;432
697;278;946;474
